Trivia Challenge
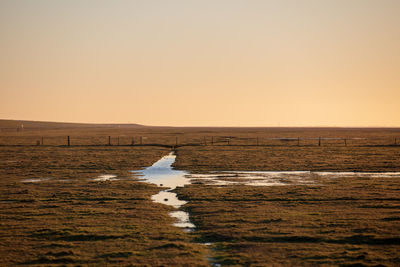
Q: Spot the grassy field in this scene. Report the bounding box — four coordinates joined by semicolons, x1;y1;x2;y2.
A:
1;120;399;266
1;119;400;147
0;146;208;266
174;146;400;172
175;172;400;266
173;146;400;266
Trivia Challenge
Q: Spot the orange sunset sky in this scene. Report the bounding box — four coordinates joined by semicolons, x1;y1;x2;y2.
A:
1;0;399;127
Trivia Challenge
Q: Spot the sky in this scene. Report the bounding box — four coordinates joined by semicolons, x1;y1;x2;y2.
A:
1;0;399;127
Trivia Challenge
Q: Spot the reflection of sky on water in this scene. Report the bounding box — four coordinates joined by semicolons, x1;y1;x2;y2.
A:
188;171;400;186
93;174;118;181
151;191;187;208
132;153;190;188
132;152;195;231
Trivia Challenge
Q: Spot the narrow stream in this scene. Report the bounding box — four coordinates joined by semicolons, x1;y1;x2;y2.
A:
131;152;195;231
131;154;400;231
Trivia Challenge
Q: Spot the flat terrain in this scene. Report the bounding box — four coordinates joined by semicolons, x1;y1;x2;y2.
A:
175;170;400;266
0;146;208;266
1;119;400;147
174;146;400;172
172;146;400;266
1;120;399;266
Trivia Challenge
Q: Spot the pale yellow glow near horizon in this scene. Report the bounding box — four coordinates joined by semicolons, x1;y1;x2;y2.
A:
1;0;400;127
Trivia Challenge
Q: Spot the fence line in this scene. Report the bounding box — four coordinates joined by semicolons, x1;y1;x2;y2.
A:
0;136;399;148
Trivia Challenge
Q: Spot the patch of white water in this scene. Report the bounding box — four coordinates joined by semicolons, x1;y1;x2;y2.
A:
131;153;189;188
132;152;195;231
187;171;400;186
21;178;50;183
170;211;196;230
315;172;400;178
93;174;118;181
151;191;187;208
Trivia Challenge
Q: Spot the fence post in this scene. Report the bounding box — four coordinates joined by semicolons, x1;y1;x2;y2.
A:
204;136;206;146
67;136;70;147
227;138;230;145
257;137;259;146
395;138;397;145
297;137;300;146
41;136;44;146
108;136;111;146
318;137;321;146
131;137;135;146
117;137;120;146
344;138;347;147
211;136;214;146
140;136;143;145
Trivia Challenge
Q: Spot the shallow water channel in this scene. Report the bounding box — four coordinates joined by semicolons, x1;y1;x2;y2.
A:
131;152;195;231
19;152;400;233
130;153;400;232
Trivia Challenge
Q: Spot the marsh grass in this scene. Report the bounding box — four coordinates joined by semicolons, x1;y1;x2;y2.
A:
174;146;400;172
1;124;400;266
174;148;400;266
1;122;399;147
0;146;208;266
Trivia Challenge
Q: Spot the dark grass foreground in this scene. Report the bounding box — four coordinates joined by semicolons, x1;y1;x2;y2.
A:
1;125;400;266
174;146;400;266
0;147;208;266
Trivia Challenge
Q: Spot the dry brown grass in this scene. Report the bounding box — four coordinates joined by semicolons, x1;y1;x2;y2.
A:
174;146;400;172
1;120;399;147
0;146;208;266
173;145;400;266
1;122;400;266
175;177;400;266
0;146;167;181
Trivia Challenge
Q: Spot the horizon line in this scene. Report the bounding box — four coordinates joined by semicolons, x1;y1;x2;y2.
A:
1;118;400;129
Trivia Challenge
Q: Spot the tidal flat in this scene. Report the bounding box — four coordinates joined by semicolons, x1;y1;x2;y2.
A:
1;124;399;266
173;146;400;266
0;146;208;266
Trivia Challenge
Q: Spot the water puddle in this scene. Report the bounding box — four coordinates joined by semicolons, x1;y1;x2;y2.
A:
21;178;50;183
131;152;195;232
315;172;400;178
188;171;313;186
132;154;400;232
151;191;188;208
188;171;400;187
170;211;196;228
93;174;118;181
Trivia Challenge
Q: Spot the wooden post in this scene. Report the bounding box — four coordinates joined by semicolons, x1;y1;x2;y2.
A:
257;137;259;146
227;138;230;145
344;138;347;147
395;138;397;145
67;136;70;147
211;136;214;145
108;136;111;146
131;137;135;146
140;136;143;145
297;137;300;146
318;137;321;146
204;136;206;146
117;137;120;146
41;136;44;146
